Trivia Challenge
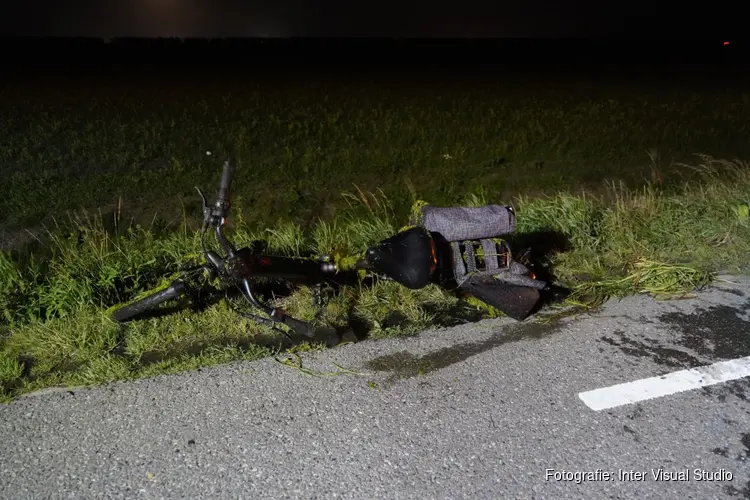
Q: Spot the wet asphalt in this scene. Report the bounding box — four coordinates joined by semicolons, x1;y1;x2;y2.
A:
1;275;749;499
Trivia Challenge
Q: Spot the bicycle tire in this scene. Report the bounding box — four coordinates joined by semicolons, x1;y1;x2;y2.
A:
110;281;187;323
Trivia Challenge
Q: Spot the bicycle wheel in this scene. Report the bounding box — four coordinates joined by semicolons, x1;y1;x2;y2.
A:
110;281;189;323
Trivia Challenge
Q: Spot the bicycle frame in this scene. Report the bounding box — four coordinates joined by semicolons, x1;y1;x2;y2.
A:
193;160;338;336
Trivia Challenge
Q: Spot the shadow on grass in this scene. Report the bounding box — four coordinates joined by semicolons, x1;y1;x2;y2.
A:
505;228;572;315
504;228;572;283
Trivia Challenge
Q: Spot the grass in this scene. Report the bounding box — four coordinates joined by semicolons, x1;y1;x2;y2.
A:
2;75;749;231
2;74;750;401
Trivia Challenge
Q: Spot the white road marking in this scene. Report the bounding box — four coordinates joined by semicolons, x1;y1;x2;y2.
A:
578;355;750;411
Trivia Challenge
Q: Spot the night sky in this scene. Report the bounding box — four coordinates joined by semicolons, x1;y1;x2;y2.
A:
0;0;739;39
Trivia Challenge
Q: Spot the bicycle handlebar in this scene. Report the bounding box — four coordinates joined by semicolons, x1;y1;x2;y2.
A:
217;160;236;208
208;161;316;338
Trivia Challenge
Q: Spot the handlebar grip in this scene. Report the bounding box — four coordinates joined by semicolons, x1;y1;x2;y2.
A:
217;160;236;204
282;315;315;338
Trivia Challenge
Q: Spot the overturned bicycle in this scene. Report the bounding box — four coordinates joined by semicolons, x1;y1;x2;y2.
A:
109;160;565;337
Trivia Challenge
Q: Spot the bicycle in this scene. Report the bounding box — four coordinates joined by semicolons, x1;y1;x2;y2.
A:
110;160;555;338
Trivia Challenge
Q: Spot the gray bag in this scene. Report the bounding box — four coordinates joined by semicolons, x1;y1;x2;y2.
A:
413;204;516;242
410;203;519;285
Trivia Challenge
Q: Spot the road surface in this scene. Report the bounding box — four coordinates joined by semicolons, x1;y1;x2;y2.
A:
2;275;750;499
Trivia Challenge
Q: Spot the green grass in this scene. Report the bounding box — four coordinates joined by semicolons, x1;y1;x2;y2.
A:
2;76;750;401
2;77;749;230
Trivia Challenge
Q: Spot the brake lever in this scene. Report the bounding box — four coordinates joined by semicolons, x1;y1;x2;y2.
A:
195;186;225;228
196;179;235;257
196;187;210;230
196;186;208;208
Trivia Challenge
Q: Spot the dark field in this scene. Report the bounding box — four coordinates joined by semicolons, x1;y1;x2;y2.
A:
1;40;750;400
1;39;749;233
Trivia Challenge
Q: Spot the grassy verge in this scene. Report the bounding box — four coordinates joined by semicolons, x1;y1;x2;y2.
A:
2;155;750;402
2;74;750;400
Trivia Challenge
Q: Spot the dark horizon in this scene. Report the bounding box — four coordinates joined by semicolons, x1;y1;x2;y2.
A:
1;1;744;70
0;0;745;39
1;36;744;70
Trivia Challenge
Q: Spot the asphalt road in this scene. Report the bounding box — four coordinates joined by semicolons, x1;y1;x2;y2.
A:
2;276;750;500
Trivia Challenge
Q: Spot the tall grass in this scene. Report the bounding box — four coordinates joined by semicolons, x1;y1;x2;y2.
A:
516;156;750;306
